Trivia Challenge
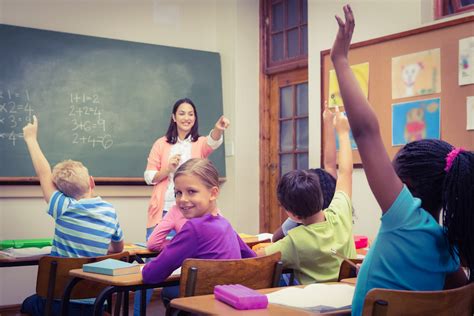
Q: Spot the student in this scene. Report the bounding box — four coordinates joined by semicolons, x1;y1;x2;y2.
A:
20;115;124;316
139;98;229;314
142;158;255;304
272;102;337;242
257;108;356;285
330;5;472;315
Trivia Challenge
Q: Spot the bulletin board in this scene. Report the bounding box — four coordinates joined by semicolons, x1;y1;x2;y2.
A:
321;16;474;167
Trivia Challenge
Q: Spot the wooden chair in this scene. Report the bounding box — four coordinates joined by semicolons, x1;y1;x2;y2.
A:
362;282;474;316
337;258;363;281
179;252;283;297
35;251;130;316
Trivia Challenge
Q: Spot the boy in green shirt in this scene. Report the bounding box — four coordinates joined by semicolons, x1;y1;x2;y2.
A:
257;107;356;284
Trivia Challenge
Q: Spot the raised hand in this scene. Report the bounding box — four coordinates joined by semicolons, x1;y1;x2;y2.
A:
333;106;350;135
214;115;230;131
23;115;38;142
330;4;355;63
322;100;335;123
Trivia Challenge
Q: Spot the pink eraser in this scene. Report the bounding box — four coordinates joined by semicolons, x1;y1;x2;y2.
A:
354;235;368;249
214;284;268;310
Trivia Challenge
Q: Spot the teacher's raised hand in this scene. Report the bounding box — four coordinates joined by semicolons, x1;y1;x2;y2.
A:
211;115;230;140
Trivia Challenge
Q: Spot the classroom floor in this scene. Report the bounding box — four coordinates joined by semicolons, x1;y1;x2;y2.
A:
0;290;166;316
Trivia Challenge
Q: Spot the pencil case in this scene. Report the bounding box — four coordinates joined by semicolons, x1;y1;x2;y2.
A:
214;284;268;310
354;235;368;249
0;238;53;250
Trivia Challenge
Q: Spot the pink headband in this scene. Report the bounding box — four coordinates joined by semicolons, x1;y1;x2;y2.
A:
445;147;465;172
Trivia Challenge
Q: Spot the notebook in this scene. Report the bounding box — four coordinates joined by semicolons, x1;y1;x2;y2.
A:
83;259;140;276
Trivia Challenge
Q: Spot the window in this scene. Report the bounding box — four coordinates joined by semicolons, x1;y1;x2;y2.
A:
263;0;308;73
434;0;474;19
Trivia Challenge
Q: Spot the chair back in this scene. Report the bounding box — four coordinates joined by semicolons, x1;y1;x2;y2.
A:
337;258;363;281
36;251;130;300
179;252;283;297
362;282;474;316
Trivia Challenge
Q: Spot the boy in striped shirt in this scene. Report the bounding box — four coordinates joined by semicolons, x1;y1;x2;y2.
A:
21;115;124;315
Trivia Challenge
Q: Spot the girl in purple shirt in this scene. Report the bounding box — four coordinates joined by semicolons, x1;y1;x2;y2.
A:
142;158;255;304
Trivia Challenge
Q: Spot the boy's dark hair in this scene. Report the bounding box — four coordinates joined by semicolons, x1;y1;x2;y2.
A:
277;170;323;219
165;97;200;144
308;168;336;209
393;139;474;281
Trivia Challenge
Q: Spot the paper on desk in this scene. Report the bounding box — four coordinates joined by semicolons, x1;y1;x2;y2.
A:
0;246;52;258
266;283;354;311
257;233;273;241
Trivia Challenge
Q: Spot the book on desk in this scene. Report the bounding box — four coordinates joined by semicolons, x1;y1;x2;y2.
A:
83;258;140;276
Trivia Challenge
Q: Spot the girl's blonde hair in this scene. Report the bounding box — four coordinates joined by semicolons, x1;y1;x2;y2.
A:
52;159;90;199
174;158;219;189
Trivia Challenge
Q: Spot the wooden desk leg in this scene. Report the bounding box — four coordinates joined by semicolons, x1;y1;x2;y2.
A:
60;277;83;316
94;286;117;316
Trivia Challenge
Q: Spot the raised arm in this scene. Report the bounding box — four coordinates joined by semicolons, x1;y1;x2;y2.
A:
210;115;230;141
23;115;56;203
330;5;402;212
333;107;352;198
322;101;337;179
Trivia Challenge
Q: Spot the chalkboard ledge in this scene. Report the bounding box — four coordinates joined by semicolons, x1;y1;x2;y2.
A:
0;177;227;186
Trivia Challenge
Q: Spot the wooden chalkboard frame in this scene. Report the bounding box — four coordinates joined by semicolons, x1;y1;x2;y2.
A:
321;16;474;168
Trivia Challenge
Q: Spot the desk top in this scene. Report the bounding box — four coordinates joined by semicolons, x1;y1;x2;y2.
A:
170;285;351;315
69;266;180;287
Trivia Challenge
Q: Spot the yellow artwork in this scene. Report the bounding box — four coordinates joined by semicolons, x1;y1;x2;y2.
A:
329;62;369;108
392;48;441;99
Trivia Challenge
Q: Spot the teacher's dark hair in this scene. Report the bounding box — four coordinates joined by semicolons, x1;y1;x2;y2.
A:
165;98;200;144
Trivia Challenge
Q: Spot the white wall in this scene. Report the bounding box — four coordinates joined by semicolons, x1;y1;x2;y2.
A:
0;0;259;305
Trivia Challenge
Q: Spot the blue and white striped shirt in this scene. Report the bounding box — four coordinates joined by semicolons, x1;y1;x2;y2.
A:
47;191;123;257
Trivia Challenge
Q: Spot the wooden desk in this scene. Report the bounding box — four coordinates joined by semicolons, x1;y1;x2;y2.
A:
0;254;44;267
340;277;357;285
170;285;352;315
61;266;179;316
0;243;158;268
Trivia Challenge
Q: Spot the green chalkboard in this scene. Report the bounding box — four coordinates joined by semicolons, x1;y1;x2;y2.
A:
0;24;225;182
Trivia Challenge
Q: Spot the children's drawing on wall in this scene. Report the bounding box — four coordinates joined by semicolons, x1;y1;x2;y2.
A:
392;98;440;146
329;62;369;108
392;49;441;99
467;96;474;130
459;37;474;86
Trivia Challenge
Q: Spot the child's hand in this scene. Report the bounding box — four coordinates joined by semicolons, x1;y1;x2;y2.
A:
214;115;230;131
322;100;335;123
330;4;355;63
334;107;350;134
168;154;181;173
23;115;38;142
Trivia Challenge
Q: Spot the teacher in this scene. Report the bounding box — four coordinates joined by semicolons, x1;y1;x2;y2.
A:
144;97;229;234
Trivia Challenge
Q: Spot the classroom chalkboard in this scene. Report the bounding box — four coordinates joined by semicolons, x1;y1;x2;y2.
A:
321;16;473;167
0;24;226;182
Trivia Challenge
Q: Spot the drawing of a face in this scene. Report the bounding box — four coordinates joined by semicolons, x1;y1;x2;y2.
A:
402;62;423;87
406;108;424;122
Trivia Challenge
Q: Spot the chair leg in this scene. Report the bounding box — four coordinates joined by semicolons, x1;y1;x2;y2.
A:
45;261;58;316
184;267;198;297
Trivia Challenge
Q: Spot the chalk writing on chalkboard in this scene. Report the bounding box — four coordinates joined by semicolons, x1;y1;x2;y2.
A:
68;92;113;150
0;88;33;146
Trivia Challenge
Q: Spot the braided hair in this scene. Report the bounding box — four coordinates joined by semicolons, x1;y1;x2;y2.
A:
393;139;474;281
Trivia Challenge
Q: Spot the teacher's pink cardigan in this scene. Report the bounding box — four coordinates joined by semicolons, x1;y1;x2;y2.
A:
145;136;214;228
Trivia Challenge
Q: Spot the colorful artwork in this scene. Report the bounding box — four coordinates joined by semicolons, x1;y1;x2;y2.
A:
392;98;440;146
329;62;369;108
467;96;474;131
459;37;474;86
392;49;441;99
